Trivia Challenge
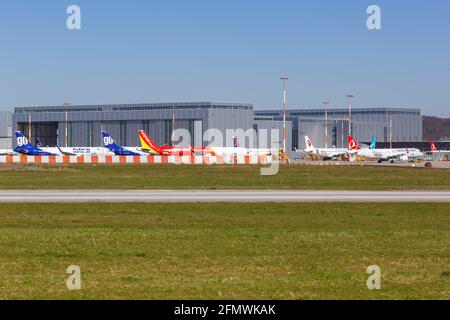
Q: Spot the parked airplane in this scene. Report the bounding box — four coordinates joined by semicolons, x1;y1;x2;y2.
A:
138;131;274;157
57;145;114;156
102;131;146;156
14;131;115;156
211;136;276;157
14;131;58;156
348;135;423;162
303;136;362;160
138;130;196;156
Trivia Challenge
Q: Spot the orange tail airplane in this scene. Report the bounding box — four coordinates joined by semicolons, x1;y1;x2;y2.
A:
138;130;209;156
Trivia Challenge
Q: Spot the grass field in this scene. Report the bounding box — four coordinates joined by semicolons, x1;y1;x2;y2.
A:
0;203;449;300
0;164;450;190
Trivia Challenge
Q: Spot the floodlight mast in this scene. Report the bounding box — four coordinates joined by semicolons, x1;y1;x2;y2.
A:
346;94;354;136
323;100;329;148
280;77;289;162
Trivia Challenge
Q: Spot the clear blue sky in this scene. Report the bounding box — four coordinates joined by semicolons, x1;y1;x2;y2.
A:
1;0;449;116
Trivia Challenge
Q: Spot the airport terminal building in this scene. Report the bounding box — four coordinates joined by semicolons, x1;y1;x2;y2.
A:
12;103;422;152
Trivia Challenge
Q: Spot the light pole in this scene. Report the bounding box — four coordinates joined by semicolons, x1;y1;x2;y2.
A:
171;105;176;146
323;100;329;148
28;106;32;142
346;94;354;136
280;77;289;162
63;103;70;147
389;114;393;149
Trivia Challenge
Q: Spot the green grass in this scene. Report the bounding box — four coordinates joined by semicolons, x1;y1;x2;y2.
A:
0;164;449;190
0;203;449;300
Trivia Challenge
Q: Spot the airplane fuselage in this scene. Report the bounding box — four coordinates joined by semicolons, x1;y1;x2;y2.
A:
207;147;275;157
356;148;423;161
305;148;348;159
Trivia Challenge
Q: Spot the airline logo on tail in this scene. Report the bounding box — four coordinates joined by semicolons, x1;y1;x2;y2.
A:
101;131;141;156
102;132;116;148
16;132;32;148
348;136;361;151
14;131;56;156
304;136;314;151
430;140;438;152
138;130;162;155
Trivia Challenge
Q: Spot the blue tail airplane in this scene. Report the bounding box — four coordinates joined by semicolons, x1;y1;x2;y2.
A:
101;131;143;156
14;131;57;156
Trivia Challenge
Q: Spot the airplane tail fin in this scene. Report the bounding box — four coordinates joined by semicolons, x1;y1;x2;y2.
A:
14;131;56;155
348;135;361;151
233;136;240;148
102;131;122;152
430;140;438;152
15;131;34;148
138;130;162;154
369;137;377;150
102;131;141;156
304;136;315;151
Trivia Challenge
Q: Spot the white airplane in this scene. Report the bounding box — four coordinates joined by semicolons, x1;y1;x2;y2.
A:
225;136;277;157
348;135;423;163
303;136;349;160
57;146;114;156
14;131;114;156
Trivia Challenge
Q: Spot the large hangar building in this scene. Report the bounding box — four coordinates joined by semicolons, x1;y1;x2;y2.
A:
13;102;287;150
255;107;423;150
12;103;422;152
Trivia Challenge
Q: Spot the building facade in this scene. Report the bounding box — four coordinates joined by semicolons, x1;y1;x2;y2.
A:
12;104;421;152
13;103;257;149
0;111;12;149
254;107;423;149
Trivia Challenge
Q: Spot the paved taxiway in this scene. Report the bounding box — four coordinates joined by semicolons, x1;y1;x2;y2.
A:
0;190;449;203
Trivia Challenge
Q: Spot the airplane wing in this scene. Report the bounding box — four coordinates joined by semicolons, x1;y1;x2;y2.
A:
57;146;77;156
371;151;396;160
321;149;348;158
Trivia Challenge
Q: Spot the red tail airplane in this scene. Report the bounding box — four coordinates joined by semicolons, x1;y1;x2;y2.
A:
138;130;208;156
347;135;361;151
430;140;438;152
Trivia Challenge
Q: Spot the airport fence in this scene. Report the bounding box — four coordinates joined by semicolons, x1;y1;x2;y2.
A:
0;155;274;165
